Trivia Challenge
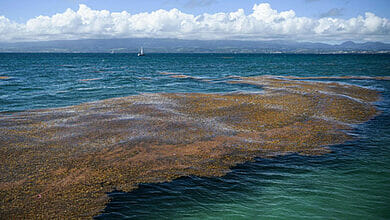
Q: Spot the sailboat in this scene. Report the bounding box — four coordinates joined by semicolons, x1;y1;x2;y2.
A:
138;47;145;56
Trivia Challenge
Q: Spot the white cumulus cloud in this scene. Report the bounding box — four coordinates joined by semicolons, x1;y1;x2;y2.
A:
0;3;389;42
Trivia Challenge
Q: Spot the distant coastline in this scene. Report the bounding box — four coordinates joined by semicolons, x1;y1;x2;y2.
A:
1;38;389;54
1;51;390;54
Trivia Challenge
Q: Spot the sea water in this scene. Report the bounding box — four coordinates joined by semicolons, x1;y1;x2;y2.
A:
1;53;389;219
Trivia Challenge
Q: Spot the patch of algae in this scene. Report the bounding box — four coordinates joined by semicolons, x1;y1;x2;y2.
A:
0;76;381;219
284;75;390;81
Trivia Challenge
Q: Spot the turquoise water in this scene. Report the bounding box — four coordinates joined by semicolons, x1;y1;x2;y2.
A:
1;53;390;219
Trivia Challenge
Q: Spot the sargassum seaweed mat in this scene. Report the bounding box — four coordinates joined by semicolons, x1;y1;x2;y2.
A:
0;75;381;218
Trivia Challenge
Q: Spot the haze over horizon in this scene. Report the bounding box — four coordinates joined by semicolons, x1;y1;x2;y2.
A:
0;0;389;43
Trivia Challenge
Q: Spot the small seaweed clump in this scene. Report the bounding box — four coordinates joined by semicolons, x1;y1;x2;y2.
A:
0;76;380;219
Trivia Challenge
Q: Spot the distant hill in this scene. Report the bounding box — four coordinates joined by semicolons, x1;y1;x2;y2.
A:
0;38;389;53
337;41;390;51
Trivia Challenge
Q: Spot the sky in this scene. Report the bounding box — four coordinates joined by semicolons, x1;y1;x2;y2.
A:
0;0;389;43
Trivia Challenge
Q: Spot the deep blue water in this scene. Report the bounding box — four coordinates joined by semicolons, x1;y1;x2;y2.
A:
1;53;389;219
1;53;390;112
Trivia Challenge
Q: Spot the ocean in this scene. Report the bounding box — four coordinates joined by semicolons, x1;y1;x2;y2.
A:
1;53;389;219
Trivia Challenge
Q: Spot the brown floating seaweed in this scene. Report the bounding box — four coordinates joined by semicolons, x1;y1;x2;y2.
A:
283;75;390;81
0;76;380;219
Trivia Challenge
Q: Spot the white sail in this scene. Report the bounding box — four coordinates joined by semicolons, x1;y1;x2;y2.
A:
138;47;145;56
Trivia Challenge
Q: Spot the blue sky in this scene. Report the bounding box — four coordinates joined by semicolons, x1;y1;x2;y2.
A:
0;0;389;43
1;0;389;22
